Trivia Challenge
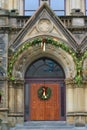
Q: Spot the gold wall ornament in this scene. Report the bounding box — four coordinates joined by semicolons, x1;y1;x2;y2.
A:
41;38;46;51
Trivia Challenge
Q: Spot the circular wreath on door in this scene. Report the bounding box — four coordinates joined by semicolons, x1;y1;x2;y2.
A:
37;86;51;100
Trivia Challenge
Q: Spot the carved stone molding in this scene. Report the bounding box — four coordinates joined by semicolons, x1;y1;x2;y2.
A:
8;113;24;117
67;112;87;116
12;80;24;85
0;108;8;111
8;80;24;87
65;78;74;85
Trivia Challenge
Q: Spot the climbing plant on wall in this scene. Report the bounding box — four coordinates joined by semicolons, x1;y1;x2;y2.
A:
8;37;86;86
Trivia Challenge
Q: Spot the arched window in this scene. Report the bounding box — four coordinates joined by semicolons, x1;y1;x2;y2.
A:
24;0;65;16
25;57;65;78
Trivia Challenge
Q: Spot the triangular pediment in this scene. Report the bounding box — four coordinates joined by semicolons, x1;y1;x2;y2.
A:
9;3;78;51
21;12;68;43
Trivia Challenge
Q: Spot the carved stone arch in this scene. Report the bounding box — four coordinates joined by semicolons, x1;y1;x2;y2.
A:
12;41;76;79
12;34;77;53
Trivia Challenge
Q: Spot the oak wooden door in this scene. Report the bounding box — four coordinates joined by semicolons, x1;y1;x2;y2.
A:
30;83;60;120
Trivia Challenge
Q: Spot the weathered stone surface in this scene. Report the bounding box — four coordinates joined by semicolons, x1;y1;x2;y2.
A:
9;121;87;130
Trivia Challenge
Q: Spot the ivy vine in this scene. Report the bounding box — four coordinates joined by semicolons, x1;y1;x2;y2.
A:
8;37;87;86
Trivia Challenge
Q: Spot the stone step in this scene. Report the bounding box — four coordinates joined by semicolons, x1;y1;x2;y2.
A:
10;121;87;130
24;121;68;126
10;127;87;130
24;121;74;129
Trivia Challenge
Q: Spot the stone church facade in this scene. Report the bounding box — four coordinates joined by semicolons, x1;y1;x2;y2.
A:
0;0;87;127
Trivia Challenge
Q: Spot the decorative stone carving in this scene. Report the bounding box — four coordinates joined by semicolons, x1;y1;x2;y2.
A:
37;19;53;32
65;78;74;86
15;70;22;79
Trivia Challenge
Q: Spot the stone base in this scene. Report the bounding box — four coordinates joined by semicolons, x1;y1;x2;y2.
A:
1;121;9;130
8;116;24;127
67;113;86;126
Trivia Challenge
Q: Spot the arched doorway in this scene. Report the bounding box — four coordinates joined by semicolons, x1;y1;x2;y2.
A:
24;57;66;121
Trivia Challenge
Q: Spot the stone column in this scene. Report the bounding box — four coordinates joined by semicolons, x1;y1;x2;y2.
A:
80;0;85;15
0;0;8;9
66;0;85;15
73;85;85;126
8;0;23;15
16;80;24;113
8;81;15;113
84;83;87;123
5;81;8;109
66;79;85;125
66;0;71;16
70;0;75;9
65;79;74;123
70;0;81;9
8;0;13;10
66;84;74;113
18;0;23;15
74;87;84;112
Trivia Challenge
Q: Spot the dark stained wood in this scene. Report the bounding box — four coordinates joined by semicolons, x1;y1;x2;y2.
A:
30;83;60;120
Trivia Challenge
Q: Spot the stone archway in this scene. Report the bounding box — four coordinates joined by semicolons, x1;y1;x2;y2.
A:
8;38;76;123
12;43;76;79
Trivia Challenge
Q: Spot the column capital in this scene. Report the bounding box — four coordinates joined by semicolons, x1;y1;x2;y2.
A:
8;80;25;87
65;78;74;85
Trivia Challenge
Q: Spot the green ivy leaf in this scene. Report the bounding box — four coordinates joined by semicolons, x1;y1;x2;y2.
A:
10;76;15;80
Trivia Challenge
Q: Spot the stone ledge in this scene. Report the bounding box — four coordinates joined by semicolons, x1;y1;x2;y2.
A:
8;113;24;117
67;112;87;116
0;108;8;111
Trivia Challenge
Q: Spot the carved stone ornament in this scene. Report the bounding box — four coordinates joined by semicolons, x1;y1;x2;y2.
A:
37;18;53;32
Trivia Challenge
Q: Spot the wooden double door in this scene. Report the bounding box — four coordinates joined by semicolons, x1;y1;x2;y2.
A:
30;83;60;120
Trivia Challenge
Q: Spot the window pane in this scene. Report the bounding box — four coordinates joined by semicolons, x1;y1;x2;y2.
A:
25;11;35;16
25;58;65;78
25;0;39;10
54;11;65;16
50;0;64;10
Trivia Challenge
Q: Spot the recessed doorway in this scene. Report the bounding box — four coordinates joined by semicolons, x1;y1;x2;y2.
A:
24;57;66;121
